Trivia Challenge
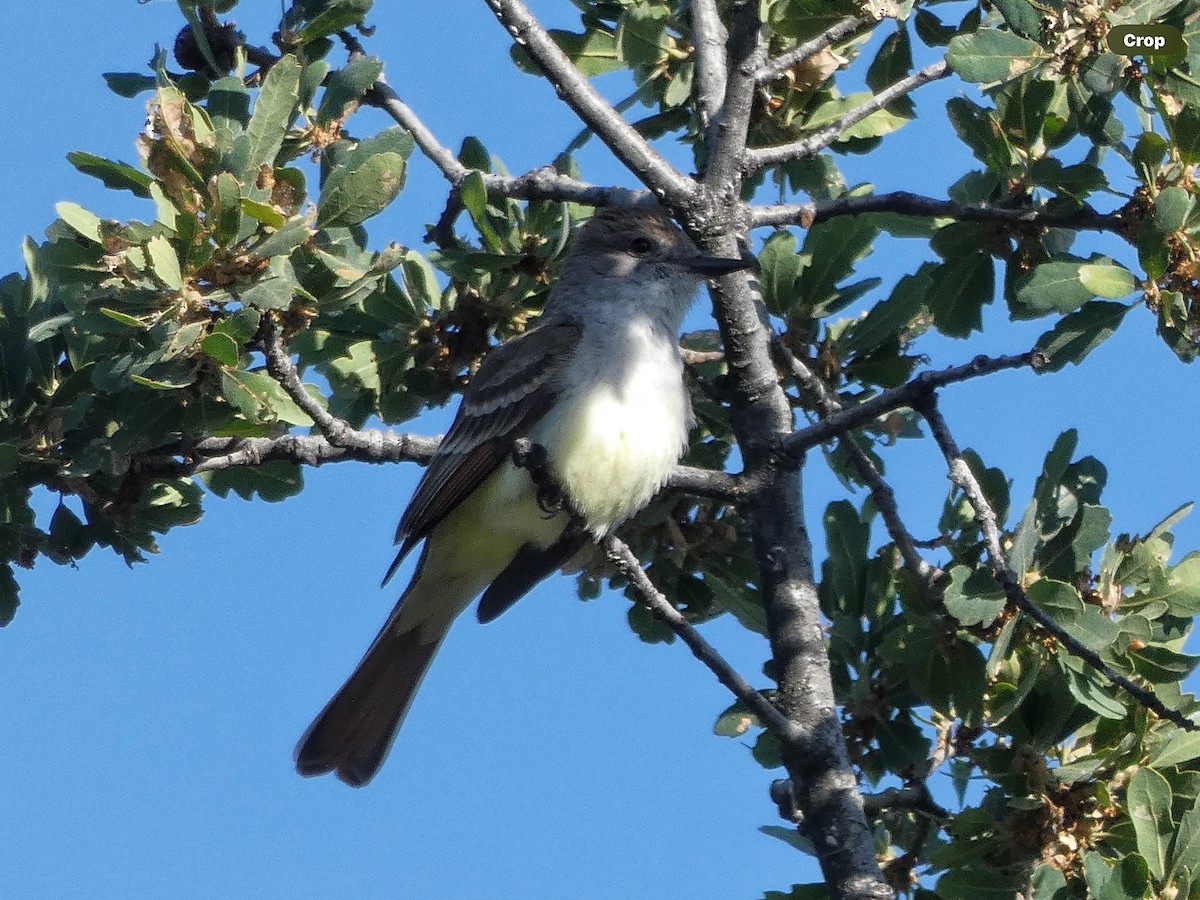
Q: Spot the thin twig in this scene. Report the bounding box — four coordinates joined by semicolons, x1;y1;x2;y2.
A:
751;190;1128;232
915;394;1198;733
604;534;807;748
755;16;870;85
744;60;949;171
780;351;1043;459
364;81;469;183
259;316;362;448
482;0;698;205
861;784;950;819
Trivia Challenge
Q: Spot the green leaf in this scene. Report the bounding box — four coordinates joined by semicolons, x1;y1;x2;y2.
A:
459;171;504;253
146;234;183;290
1030;864;1069;900
943;565;1007;627
1169;794;1200;887
317;152;406;227
1127;766;1174;879
240;198;287;229
298;0;373;42
249;218;311;260
66;151;153;198
200;460;303;502
1017;260;1095;314
1133;131;1169;175
1035;301;1129;371
513;28;621;77
245;54;301;175
1158;552;1200;616
212;172;242;247
843;265;932;357
1078;262;1136;298
200;332;240;366
798;216;880;315
936;865;1018;899
55;202;103;243
0;565;19;626
1060;662;1127;719
130;372;195;390
947;30;1045;84
317;54;383;124
208;76;251;135
616;4;667;70
758;231;802;315
240;275;296;311
102;71;157;98
713;699;758;737
705;568;767;635
1168;106;1200;164
866;28;915;103
99;307;145;328
992;0;1043;37
1154;186;1194;234
221;369;314;426
914;8;957;46
820;500;869;617
1027;578;1085;625
928;252;993;337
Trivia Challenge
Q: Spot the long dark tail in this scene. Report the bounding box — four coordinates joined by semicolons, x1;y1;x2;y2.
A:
295;617;444;787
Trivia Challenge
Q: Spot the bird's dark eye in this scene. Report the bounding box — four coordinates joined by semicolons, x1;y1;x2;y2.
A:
628;236;656;256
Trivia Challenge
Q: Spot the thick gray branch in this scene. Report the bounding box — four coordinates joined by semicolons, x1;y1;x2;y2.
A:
689;0;728;135
701;0;764;193
690;228;890;899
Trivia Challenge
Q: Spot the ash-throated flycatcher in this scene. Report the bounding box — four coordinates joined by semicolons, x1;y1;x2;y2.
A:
295;207;752;786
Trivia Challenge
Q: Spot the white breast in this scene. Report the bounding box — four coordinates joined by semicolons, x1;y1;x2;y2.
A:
532;316;691;535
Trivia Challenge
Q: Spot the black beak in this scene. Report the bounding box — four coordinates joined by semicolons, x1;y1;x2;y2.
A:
682;252;758;277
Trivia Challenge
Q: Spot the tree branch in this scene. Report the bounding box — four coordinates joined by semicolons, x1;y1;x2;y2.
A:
750;190;1128;232
189;432;439;473
604;533;807;747
700;0;764;193
259;316;372;451
743;60;949;171
691;267;890;895
915;394;1198;733
363;81;644;207
179;430;741;501
689;0;728;137
481;0;698;206
755;16;870;85
780;351;1044;459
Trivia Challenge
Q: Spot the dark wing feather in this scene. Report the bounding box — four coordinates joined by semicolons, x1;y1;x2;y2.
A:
383;321;581;584
475;526;588;624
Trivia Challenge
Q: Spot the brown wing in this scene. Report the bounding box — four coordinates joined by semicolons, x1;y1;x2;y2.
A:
382;320;582;584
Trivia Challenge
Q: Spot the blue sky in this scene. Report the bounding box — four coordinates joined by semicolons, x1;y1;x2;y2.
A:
2;3;1198;899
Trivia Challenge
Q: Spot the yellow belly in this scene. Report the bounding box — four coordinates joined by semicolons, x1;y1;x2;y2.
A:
535;379;688;535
